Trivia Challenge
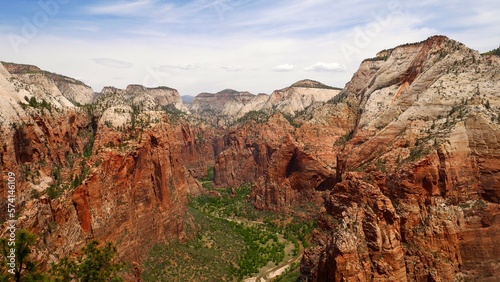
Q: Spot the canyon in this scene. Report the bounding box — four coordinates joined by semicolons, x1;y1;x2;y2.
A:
0;35;499;281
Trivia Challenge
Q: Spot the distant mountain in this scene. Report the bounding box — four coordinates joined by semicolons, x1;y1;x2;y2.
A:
188;80;342;126
1;35;499;282
181;95;195;104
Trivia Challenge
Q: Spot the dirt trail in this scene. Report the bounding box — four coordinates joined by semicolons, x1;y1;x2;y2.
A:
244;244;303;282
216;215;302;282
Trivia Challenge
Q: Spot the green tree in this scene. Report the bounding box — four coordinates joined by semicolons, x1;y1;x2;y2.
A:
50;240;123;282
0;230;46;282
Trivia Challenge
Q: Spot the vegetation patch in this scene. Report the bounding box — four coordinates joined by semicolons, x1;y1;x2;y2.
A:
282;113;300;128
334;130;354;146
236;110;271;124
142;184;315;281
481;46;500;56
142;207;246;281
406;145;430;162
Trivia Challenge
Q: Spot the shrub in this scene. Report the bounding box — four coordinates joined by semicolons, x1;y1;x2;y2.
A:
50;241;123;282
482;46;500;56
334;130;354;146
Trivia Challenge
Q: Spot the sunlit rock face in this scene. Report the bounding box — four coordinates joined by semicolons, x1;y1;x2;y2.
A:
1;35;500;282
299;36;500;282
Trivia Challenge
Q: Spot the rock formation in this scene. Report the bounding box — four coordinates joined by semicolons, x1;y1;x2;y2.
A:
2;62;94;106
207;36;500;281
0;63;207;276
298;35;500;281
1;35;499;282
189;80;342;127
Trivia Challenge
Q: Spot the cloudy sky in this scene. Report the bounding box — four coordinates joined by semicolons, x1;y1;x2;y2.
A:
0;0;499;96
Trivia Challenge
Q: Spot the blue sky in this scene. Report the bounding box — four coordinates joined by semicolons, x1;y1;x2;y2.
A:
0;0;499;96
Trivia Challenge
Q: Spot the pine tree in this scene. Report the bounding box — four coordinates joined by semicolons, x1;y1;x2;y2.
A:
0;230;46;282
50;240;123;282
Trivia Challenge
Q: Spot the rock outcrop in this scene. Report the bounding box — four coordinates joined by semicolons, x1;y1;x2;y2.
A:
301;173;407;281
299;35;500;282
2;61;94;106
1;35;499;282
251;136;335;212
189;80;342;127
213;113;295;188
0;64;206;275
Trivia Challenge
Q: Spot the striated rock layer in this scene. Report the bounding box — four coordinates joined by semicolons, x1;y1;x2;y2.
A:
189;80;342;127
297;36;500;281
0;113;207;270
0;63;212;278
1;35;499;282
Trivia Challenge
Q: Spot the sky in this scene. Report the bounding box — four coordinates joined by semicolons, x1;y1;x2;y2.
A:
0;0;499;96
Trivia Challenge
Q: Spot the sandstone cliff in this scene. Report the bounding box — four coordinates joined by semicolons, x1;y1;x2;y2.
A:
189;80;342;127
1;35;499;282
298;35;500;282
2;62;94;106
0;64;209;278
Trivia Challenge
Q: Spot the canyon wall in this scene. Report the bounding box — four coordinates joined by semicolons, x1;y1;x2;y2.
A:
1;35;499;281
0;63;211;278
297;36;500;281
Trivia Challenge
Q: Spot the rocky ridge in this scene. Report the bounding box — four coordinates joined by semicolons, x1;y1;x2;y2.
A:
0;35;499;281
95;84;188;128
296;35;500;281
204;35;500;281
0;63;208;278
189;79;342;127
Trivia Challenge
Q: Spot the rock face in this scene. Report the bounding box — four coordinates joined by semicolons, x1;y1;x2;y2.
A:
189;80;342;126
213;114;295;188
0;119;212;282
71;125;190;261
251;136;335;212
178;123;218;180
298;36;500;281
2;62;94;106
0;111;200;270
301;173;407;281
1;35;499;282
0;63;206;276
0;110;95;263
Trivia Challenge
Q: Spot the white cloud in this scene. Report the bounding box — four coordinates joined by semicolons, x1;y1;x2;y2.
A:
221;66;243;72
85;0;163;16
273;64;294;72
174;63;198;70
1;0;498;97
91;58;133;69
304;62;345;72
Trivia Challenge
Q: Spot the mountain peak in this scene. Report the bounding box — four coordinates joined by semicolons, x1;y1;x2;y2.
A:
291;79;341;90
216;89;252;96
1;61;42;74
